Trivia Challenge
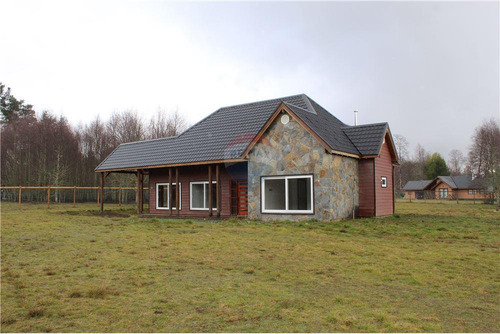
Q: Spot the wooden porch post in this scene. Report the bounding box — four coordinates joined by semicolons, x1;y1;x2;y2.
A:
208;165;213;217
216;164;220;218
137;170;143;214
169;168;173;216
118;188;121;207
175;167;179;216
100;172;105;216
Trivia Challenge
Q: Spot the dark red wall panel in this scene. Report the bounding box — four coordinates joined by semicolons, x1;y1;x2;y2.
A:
375;137;394;216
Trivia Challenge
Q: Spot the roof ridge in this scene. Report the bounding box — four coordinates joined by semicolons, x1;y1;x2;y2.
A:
120;135;178;146
341;122;388;130
303;94;347;126
300;94;317;114
178;94;306;139
283;101;310;113
218;93;305;111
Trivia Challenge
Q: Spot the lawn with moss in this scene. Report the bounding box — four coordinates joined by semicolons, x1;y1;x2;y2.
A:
1;201;499;332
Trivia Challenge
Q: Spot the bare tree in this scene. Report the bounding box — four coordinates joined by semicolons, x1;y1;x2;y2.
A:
468;119;500;178
394;134;409;162
414;144;428;164
166;109;188;137
148;108;169;139
467;119;500;207
148;108;188;139
108;110;145;144
448;149;465;175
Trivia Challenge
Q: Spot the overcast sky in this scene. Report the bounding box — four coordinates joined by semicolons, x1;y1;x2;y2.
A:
1;0;498;160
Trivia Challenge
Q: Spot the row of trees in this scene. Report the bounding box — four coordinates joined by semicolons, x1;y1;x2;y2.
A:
0;83;188;200
1;83;498;202
394;118;500;195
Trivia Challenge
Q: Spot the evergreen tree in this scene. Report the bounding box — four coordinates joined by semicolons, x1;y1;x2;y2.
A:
424;153;449;179
0;83;35;123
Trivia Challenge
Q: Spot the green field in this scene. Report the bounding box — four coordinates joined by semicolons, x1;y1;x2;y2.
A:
1;201;499;332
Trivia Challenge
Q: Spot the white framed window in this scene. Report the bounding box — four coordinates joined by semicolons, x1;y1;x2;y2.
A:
156;182;182;210
261;175;314;214
190;181;217;210
381;176;387;188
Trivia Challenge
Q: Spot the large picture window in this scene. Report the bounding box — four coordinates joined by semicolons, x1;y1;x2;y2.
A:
156;183;181;210
190;181;217;210
261;175;313;214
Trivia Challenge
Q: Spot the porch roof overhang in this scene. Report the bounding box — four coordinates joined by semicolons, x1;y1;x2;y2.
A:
95;158;248;173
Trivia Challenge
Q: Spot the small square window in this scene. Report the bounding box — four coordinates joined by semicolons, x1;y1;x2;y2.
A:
381;177;387;188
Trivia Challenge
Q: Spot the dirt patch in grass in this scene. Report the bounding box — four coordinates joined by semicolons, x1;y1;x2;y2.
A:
63;209;131;218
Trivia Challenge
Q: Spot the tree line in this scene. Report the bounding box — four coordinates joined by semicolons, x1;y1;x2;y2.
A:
1;83;498;203
0;83;187;202
394;118;499;199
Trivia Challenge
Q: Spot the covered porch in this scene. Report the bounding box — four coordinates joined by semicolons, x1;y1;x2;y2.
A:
97;161;248;218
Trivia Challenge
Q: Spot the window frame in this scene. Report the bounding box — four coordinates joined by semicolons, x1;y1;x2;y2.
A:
260;174;314;214
156;182;182;210
189;181;217;211
381;176;387;188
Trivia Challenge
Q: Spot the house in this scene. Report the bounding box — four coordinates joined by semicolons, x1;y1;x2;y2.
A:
402;180;432;199
95;94;399;220
403;175;493;200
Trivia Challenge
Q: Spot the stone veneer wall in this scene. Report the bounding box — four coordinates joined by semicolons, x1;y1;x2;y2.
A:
248;114;359;221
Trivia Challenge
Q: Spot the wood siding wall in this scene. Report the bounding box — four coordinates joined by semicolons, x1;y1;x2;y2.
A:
455;189;491;199
358;158;375;217
375;138;394;216
148;165;238;216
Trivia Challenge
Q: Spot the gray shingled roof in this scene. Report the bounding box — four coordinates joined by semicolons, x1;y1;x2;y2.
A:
403;180;432;190
469;177;490;190
342;123;389;156
96;94;394;171
404;175;489;191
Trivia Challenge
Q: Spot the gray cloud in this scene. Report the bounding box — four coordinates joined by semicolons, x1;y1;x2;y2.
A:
0;1;498;159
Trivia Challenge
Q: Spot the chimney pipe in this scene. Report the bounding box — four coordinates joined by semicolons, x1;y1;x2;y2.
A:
354;109;358;126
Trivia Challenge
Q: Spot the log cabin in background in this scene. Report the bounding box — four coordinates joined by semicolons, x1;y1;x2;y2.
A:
95;94;399;220
403;175;494;200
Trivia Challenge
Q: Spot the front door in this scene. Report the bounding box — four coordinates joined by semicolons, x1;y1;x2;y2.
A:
237;181;248;216
231;180;248;216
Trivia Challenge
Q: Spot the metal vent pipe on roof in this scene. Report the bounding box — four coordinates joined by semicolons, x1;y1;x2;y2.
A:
354;109;358;126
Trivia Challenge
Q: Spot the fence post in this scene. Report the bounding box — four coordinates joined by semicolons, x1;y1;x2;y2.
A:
118;188;122;207
47;187;50;208
97;188;99;206
73;186;76;208
18;186;22;207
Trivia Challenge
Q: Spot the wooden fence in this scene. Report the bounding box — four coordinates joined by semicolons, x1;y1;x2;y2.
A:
0;186;148;208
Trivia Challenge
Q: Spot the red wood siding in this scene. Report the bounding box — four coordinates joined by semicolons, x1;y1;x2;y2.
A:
148;165;236;217
358;158;375;217
375;138;394;216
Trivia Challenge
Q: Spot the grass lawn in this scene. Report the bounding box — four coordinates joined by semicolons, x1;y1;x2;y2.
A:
1;201;499;332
